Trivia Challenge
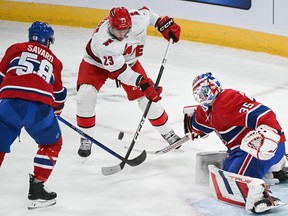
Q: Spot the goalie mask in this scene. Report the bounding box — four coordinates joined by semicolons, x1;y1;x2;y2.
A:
192;72;222;111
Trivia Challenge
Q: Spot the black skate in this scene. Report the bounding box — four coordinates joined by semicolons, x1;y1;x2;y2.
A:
162;130;182;150
78;137;92;158
273;167;288;183
28;174;57;210
251;188;285;214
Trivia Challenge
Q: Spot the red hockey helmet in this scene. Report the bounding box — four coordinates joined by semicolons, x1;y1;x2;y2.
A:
109;7;132;31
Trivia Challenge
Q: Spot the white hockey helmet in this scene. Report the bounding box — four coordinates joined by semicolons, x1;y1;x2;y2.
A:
192;72;222;111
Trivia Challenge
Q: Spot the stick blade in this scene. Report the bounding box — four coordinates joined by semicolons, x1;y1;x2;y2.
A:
155;136;189;154
101;150;146;176
127;150;147;166
101;163;124;176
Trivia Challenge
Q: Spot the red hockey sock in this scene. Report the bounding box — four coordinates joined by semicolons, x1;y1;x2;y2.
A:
34;137;62;181
0;152;6;167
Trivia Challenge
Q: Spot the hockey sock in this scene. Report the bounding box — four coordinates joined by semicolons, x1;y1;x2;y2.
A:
0;152;6;167
34;137;62;181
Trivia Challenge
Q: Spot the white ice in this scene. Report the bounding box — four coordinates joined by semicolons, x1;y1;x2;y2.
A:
0;21;288;216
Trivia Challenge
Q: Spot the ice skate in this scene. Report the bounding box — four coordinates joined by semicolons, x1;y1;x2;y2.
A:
78;137;92;159
162;130;183;151
273;167;288;183
251;189;285;214
263;157;288;185
28;174;57;210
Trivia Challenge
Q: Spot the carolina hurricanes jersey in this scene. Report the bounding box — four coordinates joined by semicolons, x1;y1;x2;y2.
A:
84;6;160;86
0;41;66;107
191;89;286;151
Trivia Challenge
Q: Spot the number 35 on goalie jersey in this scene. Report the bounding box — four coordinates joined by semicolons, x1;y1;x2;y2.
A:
191;89;285;150
0;42;67;107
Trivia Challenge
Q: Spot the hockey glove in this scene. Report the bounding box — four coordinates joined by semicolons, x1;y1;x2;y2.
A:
138;78;162;102
241;125;280;160
183;106;208;140
53;103;64;116
157;16;181;43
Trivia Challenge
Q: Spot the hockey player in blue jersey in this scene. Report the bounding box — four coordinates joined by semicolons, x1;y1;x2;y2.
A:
0;21;67;209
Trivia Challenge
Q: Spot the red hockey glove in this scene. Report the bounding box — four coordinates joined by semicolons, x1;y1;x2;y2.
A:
138;78;162;102
53;103;64;116
157;16;181;43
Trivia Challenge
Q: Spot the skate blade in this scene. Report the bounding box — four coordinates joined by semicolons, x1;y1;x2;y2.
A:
28;199;56;210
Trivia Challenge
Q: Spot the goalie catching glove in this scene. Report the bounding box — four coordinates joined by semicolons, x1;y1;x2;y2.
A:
157;16;181;43
240;125;280;160
183;106;208;140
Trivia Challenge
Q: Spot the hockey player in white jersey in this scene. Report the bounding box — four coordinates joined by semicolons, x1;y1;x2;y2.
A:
76;6;181;157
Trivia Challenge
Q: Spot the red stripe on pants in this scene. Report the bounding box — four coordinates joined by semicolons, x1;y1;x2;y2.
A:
149;111;168;127
77;115;96;128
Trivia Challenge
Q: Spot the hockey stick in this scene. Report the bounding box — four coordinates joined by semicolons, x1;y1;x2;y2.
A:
101;39;173;176
57;116;146;166
128;136;190;155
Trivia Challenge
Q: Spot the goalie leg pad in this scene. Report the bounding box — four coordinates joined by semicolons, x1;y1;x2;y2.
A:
208;165;285;213
209;164;255;207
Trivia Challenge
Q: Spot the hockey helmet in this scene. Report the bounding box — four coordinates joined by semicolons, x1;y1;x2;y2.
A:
109;7;132;31
192;72;222;111
28;21;55;46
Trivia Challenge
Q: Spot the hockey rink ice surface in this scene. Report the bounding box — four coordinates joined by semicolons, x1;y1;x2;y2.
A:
0;21;288;216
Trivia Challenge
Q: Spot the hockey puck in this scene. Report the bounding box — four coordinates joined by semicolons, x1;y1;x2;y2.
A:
118;132;124;140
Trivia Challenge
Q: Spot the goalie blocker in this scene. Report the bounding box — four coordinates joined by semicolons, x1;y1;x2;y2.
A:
208;164;285;214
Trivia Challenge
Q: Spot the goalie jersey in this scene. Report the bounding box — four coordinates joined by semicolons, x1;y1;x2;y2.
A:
0;41;66;108
191;89;286;150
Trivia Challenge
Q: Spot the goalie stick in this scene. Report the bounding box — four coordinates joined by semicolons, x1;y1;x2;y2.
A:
128;136;190;155
101;39;173;176
58;116;146;167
